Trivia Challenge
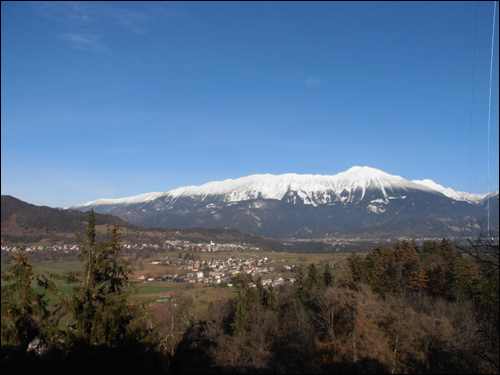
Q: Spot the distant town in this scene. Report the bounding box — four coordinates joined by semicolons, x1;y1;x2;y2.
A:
2;233;481;257
1;237;261;254
1;238;345;286
140;255;289;286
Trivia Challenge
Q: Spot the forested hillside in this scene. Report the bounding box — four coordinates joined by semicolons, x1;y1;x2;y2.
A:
1;195;129;244
2;211;498;374
1;196;286;251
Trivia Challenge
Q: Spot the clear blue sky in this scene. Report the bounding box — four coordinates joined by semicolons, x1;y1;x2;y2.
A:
2;1;499;208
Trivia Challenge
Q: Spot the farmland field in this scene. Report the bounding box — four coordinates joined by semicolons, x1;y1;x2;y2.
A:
1;250;353;313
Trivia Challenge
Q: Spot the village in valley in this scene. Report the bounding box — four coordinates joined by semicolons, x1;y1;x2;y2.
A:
132;237;343;287
1;237;344;289
139;253;290;287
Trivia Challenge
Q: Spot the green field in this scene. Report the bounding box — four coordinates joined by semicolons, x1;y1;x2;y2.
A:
1;251;351;313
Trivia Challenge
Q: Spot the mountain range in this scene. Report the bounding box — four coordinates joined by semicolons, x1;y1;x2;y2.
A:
0;195;287;251
72;166;499;239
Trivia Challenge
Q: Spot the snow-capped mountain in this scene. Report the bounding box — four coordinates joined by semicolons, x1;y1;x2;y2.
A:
411;179;488;203
166;166;436;205
72;166;499;238
75;167;435;208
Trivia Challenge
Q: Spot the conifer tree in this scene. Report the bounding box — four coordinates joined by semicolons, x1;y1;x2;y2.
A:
395;242;419;293
346;252;370;285
422;240;440;254
69;210;144;347
323;263;333;287
440;238;454;252
408;257;429;296
231;275;251;334
366;246;398;295
1;248;55;350
265;284;276;311
306;263;321;289
293;267;307;303
256;276;266;304
441;246;470;300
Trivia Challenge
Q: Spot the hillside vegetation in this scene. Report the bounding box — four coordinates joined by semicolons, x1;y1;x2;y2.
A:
1;195;286;251
1;211;498;374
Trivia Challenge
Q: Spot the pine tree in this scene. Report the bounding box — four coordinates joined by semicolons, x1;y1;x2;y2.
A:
231;279;251;334
256;276;266;304
265;284;276;311
293;267;307;303
346;252;370;285
1;248;53;350
442;246;470;300
323;263;334;287
440;238;454;252
306;263;321;289
366;246;398;295
69;211;143;347
422;240;440;254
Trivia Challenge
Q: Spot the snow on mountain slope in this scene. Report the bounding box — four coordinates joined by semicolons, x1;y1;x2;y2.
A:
69;167;499;238
166;166;438;205
73;166;442;209
73;191;165;209
411;179;488;203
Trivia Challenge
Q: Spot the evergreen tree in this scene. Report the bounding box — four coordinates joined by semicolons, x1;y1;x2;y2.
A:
231;277;251;334
440;238;454;252
69;211;150;347
293;267;307;303
265;284;276;311
256;276;266;305
422;240;440;254
346;252;370;285
409;239;419;252
441;246;470;300
366;246;399;295
306;263;322;289
1;248;53;350
323;263;333;287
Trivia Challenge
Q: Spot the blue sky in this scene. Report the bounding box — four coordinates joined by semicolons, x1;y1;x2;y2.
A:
2;1;499;208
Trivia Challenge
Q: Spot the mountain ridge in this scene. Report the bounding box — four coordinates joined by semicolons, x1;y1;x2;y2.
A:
74;166;493;209
70;166;499;239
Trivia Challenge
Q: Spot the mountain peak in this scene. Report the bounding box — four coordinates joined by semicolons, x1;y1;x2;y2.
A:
345;166;383;173
71;166;490;209
338;166;401;180
73;166;429;210
69;166;498;238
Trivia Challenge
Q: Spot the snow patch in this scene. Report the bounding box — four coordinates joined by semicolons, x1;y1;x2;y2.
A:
252;201;267;209
367;204;386;214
